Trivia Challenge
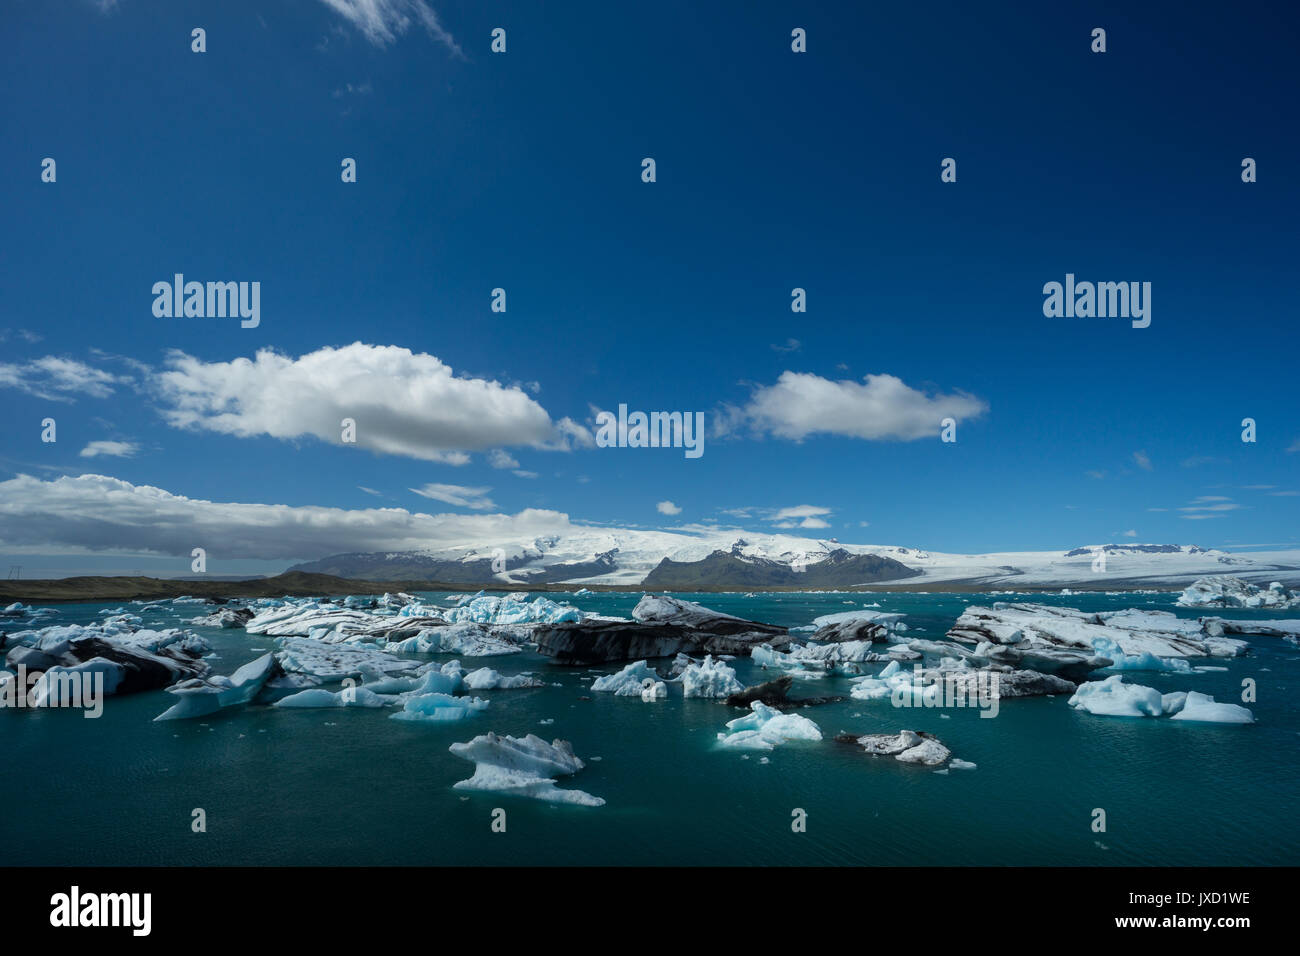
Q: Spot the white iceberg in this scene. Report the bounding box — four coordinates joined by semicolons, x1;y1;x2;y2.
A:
717;701;822;751
591;660;663;696
1177;576;1300;609
679;655;743;698
448;732;604;806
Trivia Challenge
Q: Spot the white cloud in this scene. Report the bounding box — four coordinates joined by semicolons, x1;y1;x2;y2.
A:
409;483;496;510
0;356;126;402
656;500;682;515
79;440;138;459
1121;529;1137;537
769;504;831;529
1179;496;1242;518
513;470;538;479
488;449;520;470
0;473;568;559
358;486;383;496
154;344;574;463
1133;450;1153;471
316;0;463;55
737;372;987;442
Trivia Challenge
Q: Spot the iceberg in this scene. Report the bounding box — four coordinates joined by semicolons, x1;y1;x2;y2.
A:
391;692;489;722
837;729;953;767
591;660;663;696
717;701;822;751
462;667;545;690
1177;576;1300;609
1068;675;1254;723
1168;690;1255;724
442;594;582;626
274;686;390;709
679;655;743;698
448;732;605;806
383;622;521;657
153;653;281;721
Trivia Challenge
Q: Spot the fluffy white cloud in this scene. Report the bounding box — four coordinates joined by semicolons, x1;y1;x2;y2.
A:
769;504;831;529
409;483;496;510
738;372;987;442
488;449;520;469
316;0;462;54
656;500;682;515
0;356;127;402
0;473;570;560
154;343;574;463
1133;450;1153;471
79;440;138;458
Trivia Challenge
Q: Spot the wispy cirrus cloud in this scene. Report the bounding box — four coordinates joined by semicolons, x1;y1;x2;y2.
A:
409;483;496;510
1179;495;1242;519
0;356;128;402
316;0;463;56
79;440;138;459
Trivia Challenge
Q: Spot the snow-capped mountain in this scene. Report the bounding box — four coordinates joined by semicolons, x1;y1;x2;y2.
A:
287;529;1300;589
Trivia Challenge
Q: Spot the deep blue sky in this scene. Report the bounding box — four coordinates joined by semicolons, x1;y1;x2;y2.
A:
2;0;1298;573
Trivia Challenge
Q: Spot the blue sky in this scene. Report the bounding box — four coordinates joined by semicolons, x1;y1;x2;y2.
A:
1;0;1298;575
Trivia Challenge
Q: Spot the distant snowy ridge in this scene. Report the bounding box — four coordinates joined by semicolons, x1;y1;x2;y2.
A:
287;532;1300;589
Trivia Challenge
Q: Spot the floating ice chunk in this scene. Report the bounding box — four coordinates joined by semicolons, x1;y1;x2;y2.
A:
448;732;604;806
641;680;667;702
843;730;953;766
1092;637;1194;673
462;667;545;690
1069;676;1253;723
391;692;489;722
276;637;423;681
154;652;280;721
949;758;977;770
1168;691;1254;724
384;623;521;657
1067;675;1165;717
717;701;822;751
409;661;465;696
442;595;582;626
591;660;663;696
1177;576;1300;609
275;686;390;709
679;655;743;698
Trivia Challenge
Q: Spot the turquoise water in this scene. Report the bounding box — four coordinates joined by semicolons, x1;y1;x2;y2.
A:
4;591;1298;866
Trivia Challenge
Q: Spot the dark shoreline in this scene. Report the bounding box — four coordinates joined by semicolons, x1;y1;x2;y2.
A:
0;571;1193;603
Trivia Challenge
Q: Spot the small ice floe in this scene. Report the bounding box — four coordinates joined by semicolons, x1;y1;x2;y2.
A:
154;652;281;721
716;702;822;752
1067;675;1253;723
448;732;604;806
390;693;490;722
591;660;663;697
1177;576;1300;610
462;667;545;690
836;729;954;767
679;655;743;698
